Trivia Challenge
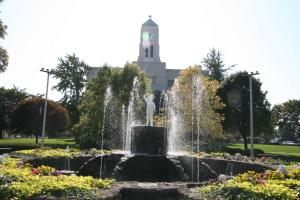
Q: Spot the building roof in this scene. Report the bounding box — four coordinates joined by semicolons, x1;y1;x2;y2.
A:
142;16;158;27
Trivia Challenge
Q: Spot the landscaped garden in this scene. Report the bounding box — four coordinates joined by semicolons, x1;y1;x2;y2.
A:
1;147;299;199
0;151;112;200
1;4;300;198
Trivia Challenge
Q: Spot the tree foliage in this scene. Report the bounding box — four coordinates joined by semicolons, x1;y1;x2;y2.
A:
73;63;150;149
0;87;27;137
272;99;300;141
218;71;272;150
52;53;90;126
171;66;225;151
0;0;8;73
201;48;234;82
10;97;70;143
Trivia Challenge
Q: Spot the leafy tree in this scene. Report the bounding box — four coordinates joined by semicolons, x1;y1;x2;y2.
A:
0;87;27;138
272;100;300;141
218;71;271;151
168;66;225;151
52;53;90;126
0;0;8;73
201;48;234;82
10;97;70;143
73;63;150;149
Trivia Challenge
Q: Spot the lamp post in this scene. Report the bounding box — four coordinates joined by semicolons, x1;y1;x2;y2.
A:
40;68;54;148
248;71;260;161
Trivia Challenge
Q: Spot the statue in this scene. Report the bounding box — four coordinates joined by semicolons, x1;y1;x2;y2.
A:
143;93;155;126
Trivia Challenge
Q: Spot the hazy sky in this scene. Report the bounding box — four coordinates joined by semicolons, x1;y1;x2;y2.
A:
0;0;299;106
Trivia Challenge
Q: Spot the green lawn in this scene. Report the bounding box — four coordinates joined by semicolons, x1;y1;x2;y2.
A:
227;143;300;157
0;138;77;148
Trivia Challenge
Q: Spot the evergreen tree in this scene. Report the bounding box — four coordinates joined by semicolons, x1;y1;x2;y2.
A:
202;48;234;82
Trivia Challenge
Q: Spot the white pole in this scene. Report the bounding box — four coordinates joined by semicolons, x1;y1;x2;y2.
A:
249;75;254;161
41;71;49;148
248;71;259;161
40;68;53;148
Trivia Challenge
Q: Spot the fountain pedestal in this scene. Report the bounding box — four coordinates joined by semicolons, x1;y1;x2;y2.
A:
113;126;188;182
131;126;167;155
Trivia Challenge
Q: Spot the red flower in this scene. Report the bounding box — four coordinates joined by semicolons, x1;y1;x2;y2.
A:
31;168;39;175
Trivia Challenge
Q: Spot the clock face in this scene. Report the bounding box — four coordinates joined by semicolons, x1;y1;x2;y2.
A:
142;31;150;41
142;31;150;48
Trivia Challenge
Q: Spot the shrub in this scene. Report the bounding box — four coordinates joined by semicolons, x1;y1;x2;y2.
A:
12;147;81;158
199;166;300;200
0;155;113;200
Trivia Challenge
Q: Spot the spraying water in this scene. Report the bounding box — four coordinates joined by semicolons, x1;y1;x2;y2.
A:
125;77;143;153
192;75;205;182
100;86;112;179
64;145;70;171
121;104;126;151
166;73;206;181
167;79;186;154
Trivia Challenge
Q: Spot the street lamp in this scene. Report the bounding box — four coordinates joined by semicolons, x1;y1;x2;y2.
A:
40;68;54;148
247;71;260;161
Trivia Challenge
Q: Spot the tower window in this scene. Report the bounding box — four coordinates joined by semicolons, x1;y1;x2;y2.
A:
145;48;149;57
150;45;154;57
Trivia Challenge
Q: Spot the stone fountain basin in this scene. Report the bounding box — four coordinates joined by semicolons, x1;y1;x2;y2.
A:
25;153;273;182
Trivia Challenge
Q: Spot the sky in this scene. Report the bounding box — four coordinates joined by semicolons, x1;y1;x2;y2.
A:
0;0;299;106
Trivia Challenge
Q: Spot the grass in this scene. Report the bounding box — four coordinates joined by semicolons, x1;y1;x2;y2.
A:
227;143;300;157
0;138;77;148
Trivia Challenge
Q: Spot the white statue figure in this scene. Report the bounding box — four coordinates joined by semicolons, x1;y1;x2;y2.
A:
144;93;156;126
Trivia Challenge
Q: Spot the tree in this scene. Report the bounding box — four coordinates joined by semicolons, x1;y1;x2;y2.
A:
73;63;150;149
0;87;27;138
201;48;234;82
0;0;8;73
272;100;300;141
218;71;272;151
10;97;70;143
52;53;90;126
167;66;225;151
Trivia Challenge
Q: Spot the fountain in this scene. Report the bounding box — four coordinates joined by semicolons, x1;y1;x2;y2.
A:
113;88;188;182
73;76;272;199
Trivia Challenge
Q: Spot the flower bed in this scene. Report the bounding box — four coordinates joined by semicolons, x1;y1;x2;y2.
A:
194;152;289;165
199;166;300;200
11;147;110;158
0;156;112;200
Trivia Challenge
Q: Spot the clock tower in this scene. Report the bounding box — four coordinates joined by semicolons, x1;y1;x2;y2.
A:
136;16;180;91
137;15;161;62
87;16;181;91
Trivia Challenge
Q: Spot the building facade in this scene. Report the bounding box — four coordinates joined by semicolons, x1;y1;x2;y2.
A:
87;16;180;91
